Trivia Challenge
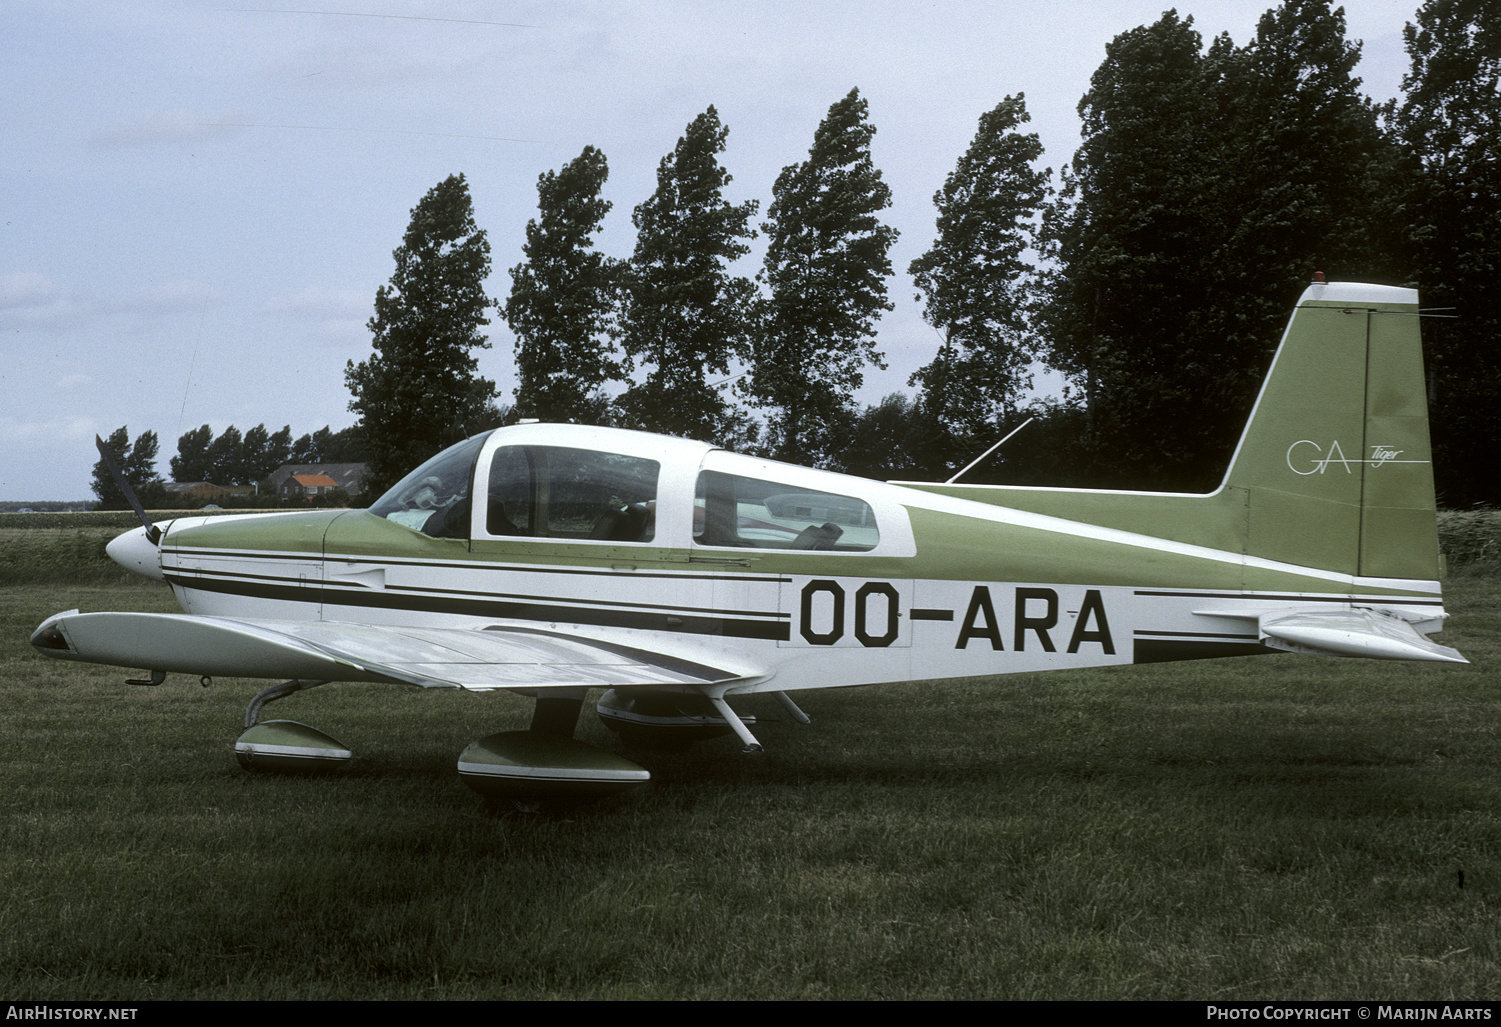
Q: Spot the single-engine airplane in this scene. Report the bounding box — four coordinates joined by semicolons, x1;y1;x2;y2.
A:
31;278;1466;801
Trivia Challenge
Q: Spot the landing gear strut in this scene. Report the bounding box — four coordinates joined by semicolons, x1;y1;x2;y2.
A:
457;690;650;803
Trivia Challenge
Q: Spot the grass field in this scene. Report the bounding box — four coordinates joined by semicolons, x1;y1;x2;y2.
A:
2;571;1498;1000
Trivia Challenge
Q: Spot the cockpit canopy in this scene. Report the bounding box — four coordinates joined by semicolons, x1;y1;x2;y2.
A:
369;426;889;553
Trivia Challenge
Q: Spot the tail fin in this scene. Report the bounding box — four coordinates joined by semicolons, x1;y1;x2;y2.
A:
1223;280;1439;580
898;279;1443;583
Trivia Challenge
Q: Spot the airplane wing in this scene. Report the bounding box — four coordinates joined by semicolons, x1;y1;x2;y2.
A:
31;611;763;690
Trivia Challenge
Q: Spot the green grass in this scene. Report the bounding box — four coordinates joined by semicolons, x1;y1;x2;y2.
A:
3;578;1499;1000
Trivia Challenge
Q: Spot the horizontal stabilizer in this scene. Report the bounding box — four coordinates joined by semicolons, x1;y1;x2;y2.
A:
31;610;760;690
1259;609;1467;664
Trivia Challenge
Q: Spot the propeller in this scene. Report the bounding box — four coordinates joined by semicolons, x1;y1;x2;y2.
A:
95;434;161;545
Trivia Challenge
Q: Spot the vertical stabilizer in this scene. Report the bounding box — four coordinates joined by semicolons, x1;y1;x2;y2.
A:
893;279;1443;585
1222;280;1439;580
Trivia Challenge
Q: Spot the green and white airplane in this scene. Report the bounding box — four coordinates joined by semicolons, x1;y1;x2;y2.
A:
31;278;1465;801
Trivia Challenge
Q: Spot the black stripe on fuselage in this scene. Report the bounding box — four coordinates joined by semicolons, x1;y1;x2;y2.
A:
1133;629;1260;640
168;560;782;621
164;573;791;641
1133;588;1444;606
1132;637;1276;663
168;547;793;585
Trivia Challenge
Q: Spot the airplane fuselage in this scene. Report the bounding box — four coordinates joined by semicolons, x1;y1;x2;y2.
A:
119;420;1450;699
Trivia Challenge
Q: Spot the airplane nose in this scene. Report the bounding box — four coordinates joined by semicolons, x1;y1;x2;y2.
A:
106;525;164;581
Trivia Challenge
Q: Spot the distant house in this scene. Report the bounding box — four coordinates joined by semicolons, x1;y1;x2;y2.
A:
266;463;367;502
285;473;338;500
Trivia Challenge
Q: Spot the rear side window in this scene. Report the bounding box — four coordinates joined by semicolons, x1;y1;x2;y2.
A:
487;446;659;543
694;471;878;551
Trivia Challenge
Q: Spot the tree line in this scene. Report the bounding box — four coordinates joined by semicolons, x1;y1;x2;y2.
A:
101;0;1499;509
92;423;365;509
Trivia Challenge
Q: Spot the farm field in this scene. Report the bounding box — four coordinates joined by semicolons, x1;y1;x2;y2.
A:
1;570;1498;1000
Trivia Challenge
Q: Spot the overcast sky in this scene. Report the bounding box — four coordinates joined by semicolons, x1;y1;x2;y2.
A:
1;0;1417;500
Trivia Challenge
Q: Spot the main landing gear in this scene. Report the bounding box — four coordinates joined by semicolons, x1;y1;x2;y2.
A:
458;689;812;805
457;691;650;802
232;681;809;805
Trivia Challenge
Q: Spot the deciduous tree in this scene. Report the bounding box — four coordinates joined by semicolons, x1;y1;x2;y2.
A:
1391;0;1501;506
1038;3;1387;490
290;424;367;465
908;94;1048;474
240;425;272;484
267;426;293;472
746;88;899;466
347;173;494;498
618;108;757;444
505;146;624;423
174;424;296;486
92;426;163;510
832;393;941;482
171;424;214;483
206;426;245;486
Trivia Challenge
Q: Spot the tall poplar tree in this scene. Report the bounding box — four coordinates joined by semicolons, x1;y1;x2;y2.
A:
1392;0;1501;506
347;173;494;499
267;426;293;473
747;88;899;466
240;425;272;485
617;107;758;444
909;94;1049;472
505;146;623;424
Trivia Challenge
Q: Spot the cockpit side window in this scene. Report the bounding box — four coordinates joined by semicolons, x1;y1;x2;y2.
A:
487;446;534;536
486;446;659;543
693;470;879;551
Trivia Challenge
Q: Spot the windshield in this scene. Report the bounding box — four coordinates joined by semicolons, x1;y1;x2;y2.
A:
368;432;488;538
